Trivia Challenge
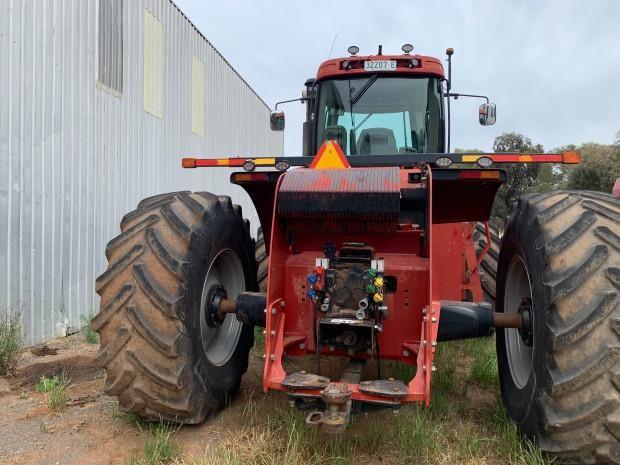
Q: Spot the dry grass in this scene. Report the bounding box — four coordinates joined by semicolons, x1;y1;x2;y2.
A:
170;338;550;465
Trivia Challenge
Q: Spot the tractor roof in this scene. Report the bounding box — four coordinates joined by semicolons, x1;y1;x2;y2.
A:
316;54;445;81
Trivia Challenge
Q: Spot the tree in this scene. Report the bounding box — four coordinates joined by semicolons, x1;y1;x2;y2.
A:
491;132;544;222
566;143;620;193
530;164;565;193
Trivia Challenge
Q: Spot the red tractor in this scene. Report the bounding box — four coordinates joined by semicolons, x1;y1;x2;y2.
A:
93;45;620;463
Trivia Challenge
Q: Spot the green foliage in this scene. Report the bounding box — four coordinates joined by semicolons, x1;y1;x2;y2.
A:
38;370;71;411
36;374;60;393
0;310;23;376
125;421;179;465
393;407;441;464
455;423;484;461
390;361;416;384
430;341;458;416
252;326;265;357
487;131;619;225
466;337;498;386
485;398;552;465
491;132;544;223
81;312;99;344
527;164;565;194
566;143;620;193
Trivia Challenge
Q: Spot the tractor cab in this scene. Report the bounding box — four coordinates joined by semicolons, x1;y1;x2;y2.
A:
272;44;495;157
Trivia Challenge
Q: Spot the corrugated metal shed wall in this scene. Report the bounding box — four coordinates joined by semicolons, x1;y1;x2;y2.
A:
0;0;283;346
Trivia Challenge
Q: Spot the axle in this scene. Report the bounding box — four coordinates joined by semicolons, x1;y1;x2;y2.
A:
204;285;266;328
437;300;532;345
205;287;532;345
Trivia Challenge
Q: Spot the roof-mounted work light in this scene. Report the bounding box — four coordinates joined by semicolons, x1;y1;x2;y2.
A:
402;43;414;54
347;45;359;56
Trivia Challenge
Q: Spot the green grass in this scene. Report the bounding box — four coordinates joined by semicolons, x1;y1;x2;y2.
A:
252;326;265;357
188;403;444;465
484;397;551;464
81;312;100;344
37;370;71;412
454;422;484;462
465;337;499;386
141;334;554;465
0;310;23;376
428;341;460;417
390;361;416;384
392;407;441;464
36;374;61;393
125;421;179;465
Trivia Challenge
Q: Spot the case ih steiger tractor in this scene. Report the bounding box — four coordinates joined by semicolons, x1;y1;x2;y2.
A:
93;44;620;462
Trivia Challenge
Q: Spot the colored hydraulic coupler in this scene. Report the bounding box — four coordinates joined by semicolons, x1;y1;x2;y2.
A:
307;266;325;301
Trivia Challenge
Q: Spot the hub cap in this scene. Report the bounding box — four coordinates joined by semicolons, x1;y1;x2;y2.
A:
504;255;534;389
199;249;245;366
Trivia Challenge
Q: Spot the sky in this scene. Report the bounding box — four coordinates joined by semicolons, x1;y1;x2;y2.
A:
174;0;620;155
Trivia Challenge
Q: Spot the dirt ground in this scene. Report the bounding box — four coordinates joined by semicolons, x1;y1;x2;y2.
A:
0;334;274;465
0;333;510;465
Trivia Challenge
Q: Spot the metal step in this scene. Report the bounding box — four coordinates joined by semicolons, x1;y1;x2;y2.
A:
359;378;408;397
282;371;330;390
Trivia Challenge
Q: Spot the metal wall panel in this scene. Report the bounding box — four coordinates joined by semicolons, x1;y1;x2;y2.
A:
0;0;283;346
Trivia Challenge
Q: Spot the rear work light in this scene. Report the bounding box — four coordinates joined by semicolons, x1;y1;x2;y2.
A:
231;172;269;182
243;160;256;172
435;157;453;168
459;170;501;180
476;156;493;168
275;160;291;171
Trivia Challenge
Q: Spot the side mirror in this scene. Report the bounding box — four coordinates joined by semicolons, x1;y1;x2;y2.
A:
270;111;285;131
479;103;496;126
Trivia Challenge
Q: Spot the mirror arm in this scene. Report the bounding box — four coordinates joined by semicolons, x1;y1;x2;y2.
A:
275;97;308;110
445;93;490;103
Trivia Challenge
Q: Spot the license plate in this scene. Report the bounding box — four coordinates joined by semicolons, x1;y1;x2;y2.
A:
363;60;397;71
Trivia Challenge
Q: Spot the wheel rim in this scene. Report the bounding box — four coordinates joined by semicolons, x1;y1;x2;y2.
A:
504;255;534;389
199;249;245;366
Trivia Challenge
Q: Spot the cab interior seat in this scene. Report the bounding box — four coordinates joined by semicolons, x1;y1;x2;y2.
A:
357;128;398;155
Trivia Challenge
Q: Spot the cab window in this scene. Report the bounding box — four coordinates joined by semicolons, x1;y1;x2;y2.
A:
316;76;443;155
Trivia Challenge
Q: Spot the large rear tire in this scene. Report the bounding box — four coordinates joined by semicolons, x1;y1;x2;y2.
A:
473;222;501;303
496;190;620;463
255;227;268;292
92;192;256;423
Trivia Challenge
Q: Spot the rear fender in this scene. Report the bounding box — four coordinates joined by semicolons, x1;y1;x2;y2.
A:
431;169;506;224
231;172;283;255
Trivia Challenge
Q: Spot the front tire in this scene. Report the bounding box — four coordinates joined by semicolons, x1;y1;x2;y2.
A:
496;190;620;463
92;192;256;423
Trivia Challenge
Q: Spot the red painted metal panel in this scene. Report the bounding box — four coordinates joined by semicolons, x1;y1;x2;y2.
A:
261;164;485;406
278;167;400;221
316;54;445;81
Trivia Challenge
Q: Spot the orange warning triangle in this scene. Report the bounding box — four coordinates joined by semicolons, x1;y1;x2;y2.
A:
309;140;351;169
